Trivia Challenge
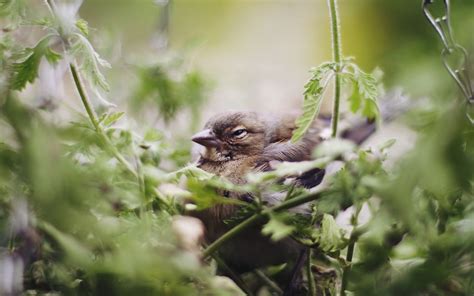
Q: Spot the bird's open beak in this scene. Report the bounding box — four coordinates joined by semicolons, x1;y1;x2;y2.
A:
191;129;221;148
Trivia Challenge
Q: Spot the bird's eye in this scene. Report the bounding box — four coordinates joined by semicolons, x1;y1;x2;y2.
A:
232;128;247;138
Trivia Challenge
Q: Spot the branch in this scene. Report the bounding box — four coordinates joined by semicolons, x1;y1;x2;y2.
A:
202;189;333;258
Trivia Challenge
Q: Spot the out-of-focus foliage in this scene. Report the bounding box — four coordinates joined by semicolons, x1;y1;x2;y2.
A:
0;0;473;296
131;60;208;125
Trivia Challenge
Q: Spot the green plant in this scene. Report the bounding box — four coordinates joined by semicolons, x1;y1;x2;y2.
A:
0;0;473;295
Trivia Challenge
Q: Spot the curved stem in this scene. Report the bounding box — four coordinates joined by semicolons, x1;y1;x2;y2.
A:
307;248;317;296
203;213;262;258
202;189;332;258
327;0;342;137
340;241;354;296
341;210;360;296
70;64;137;178
70;64;100;128
255;270;283;295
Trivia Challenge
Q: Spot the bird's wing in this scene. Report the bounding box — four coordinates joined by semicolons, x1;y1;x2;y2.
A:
261;124;323;163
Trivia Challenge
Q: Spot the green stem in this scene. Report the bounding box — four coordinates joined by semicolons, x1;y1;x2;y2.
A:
327;0;342;137
70;64;137;178
341;210;360;296
203;189;332;258
70;64;100;128
255;270;283;295
340;241;354;296
306;248;317;296
203;213;262;258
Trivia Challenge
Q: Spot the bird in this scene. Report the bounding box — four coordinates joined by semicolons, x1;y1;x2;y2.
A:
189;111;328;294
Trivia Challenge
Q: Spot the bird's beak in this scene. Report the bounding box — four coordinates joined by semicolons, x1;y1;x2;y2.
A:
191;129;221;148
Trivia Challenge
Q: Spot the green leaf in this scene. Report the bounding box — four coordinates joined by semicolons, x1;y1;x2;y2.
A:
44;47;62;65
102;111;124;127
262;213;295;241
75;18;89;36
186;178;243;210
378;138;396;152
344;63;380;120
41;222;92;267
144;129;163;142
317;214;344;252
70;33;111;92
169;165;215;182
11;34;56;90
0;0;26;24
291;62;335;142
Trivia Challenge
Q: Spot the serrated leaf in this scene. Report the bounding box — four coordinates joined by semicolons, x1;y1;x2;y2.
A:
102;111;124;127
292;62;335;142
344;63;380;120
262;213;295;241
70;33;111;92
75;18;89;36
291;93;324;143
317;214;344;252
11;34;54;90
186;178;244;210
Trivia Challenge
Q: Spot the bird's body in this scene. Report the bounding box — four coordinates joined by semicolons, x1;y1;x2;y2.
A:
189;95;408;292
189;111;324;286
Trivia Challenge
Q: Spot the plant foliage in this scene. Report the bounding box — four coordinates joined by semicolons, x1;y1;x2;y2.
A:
0;1;473;296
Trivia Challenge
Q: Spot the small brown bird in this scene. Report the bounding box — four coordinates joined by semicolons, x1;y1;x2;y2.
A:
190;93;409;293
190;111;325;293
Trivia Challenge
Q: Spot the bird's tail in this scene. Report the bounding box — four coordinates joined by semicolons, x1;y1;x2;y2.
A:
340;89;411;145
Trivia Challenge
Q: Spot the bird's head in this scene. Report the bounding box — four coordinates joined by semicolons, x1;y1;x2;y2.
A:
192;111;267;161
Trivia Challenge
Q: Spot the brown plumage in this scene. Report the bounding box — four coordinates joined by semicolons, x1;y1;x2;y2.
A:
189;111;325;293
190;94;408;292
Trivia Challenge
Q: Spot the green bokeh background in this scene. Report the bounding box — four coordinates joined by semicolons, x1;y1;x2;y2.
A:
79;0;474;113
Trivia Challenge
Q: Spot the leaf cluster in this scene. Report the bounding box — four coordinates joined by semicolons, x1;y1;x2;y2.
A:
292;58;381;142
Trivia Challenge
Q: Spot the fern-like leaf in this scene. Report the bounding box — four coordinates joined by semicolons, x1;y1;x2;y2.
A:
70;33;111;92
344;63;380;120
291;62;335;142
11;34;59;90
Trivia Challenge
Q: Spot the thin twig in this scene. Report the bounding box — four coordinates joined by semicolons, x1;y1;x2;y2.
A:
254;269;284;295
203;189;334;258
306;248;317;296
340;210;360;296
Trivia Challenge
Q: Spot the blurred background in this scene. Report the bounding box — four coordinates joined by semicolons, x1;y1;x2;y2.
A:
83;0;474;117
18;0;474;137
